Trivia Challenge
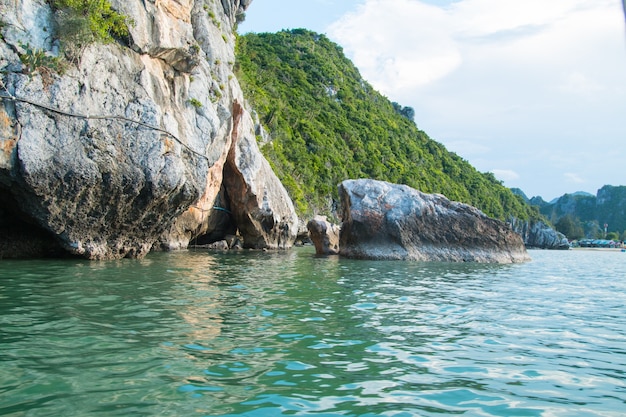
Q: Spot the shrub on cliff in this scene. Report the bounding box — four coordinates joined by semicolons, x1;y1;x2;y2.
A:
48;0;133;59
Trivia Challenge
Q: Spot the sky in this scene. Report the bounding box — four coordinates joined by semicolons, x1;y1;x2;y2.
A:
239;0;626;201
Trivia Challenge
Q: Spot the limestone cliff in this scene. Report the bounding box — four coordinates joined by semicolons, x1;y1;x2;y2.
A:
0;0;298;259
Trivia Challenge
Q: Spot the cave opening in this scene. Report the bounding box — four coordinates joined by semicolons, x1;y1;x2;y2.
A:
0;189;70;259
190;185;238;246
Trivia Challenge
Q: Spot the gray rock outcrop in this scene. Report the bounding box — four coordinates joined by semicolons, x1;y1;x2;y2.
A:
307;215;340;255
338;179;531;263
510;218;570;250
0;0;297;259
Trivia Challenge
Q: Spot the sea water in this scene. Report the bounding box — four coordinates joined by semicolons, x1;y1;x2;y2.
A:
0;248;625;416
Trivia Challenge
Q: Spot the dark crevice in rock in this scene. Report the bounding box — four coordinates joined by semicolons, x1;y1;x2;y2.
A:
0;191;69;259
222;152;258;248
222;102;280;249
192;185;237;245
222;100;259;248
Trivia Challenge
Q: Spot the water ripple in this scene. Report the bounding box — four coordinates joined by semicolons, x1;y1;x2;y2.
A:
1;249;625;416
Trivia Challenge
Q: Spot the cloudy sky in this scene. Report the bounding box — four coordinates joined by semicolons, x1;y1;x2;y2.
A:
239;0;626;201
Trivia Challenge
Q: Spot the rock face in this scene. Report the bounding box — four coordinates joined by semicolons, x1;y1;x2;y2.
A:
0;0;297;259
307;215;340;255
338;179;531;263
510;218;570;250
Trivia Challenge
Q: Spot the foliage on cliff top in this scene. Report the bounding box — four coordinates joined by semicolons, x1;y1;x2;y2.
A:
236;29;538;222
48;0;133;58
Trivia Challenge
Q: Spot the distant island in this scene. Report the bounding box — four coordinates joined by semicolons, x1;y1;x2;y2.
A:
513;186;626;241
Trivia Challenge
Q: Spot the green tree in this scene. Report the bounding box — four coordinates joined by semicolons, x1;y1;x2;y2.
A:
583;221;602;238
555;214;584;240
606;232;619;241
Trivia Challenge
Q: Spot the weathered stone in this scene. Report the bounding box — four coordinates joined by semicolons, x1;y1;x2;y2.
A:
207;240;229;251
338;179;530;263
0;0;297;259
157;184;235;250
510;218;570;249
113;0;198;72
307;215;340;255
224;234;243;249
295;221;311;246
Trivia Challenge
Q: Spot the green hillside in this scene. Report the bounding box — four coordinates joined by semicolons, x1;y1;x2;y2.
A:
235;29;538;222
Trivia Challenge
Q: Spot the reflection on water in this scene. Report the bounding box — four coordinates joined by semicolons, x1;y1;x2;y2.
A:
1;248;625;416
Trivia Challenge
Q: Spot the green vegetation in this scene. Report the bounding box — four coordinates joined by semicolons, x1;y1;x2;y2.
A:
210;87;222;102
554;214;585;240
205;6;221;28
6;1;131;74
236;29;538;221
188;98;203;108
48;0;133;59
18;43;66;75
606;231;620;241
234;11;246;29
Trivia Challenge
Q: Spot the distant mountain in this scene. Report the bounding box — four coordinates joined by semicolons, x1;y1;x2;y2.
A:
529;186;626;239
548;191;594;205
511;188;529;202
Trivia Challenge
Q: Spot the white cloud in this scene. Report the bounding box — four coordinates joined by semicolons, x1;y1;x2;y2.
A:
564;172;586;184
447;0;600;38
491;169;520;182
329;0;622;97
445;140;490;156
327;0;626;198
328;0;462;92
558;72;603;95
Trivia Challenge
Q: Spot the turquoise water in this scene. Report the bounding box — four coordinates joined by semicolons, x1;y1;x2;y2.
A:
1;248;625;416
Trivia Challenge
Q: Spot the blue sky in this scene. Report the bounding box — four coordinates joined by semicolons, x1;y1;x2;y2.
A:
239;0;626;201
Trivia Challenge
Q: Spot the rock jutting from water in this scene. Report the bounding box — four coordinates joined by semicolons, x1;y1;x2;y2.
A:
307;215;340;255
509;218;570;250
0;0;297;259
338;179;531;263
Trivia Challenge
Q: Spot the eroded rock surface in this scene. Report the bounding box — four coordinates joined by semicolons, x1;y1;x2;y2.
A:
0;0;296;259
338;179;530;263
307;215;340;255
510;218;570;250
